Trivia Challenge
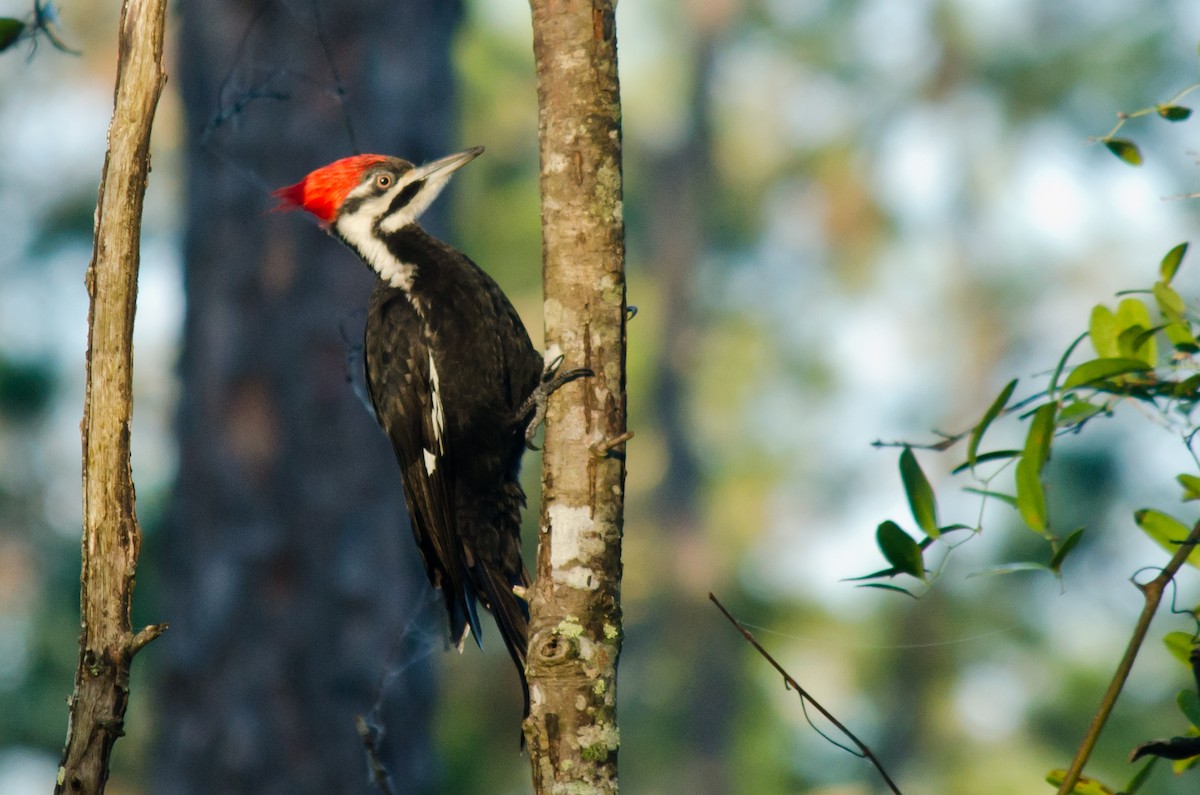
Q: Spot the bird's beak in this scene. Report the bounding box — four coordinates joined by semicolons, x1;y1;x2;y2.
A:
412;146;485;182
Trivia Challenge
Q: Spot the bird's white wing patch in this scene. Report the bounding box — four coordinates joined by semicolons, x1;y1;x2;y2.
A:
423;448;437;475
428;351;446;450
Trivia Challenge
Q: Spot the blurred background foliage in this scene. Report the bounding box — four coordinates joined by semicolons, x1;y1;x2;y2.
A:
4;0;1200;793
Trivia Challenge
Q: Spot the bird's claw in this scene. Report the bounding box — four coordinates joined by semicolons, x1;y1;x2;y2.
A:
521;357;593;450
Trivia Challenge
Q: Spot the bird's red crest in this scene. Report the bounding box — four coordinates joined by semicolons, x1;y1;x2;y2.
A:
272;154;389;223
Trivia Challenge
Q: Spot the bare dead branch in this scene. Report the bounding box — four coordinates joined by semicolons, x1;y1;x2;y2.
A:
55;0;168;792
709;593;903;795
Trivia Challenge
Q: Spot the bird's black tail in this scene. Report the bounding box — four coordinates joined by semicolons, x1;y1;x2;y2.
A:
478;563;531;715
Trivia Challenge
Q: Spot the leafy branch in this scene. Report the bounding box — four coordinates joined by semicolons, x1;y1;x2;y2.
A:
863;242;1200;792
1053;525;1200;794
1090;83;1200;167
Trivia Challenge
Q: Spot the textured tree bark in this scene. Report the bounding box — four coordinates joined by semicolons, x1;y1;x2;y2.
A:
156;1;460;792
524;1;626;791
56;1;169;792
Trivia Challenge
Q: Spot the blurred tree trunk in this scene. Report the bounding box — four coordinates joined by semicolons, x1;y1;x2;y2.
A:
635;10;738;793
524;0;626;791
156;2;461;793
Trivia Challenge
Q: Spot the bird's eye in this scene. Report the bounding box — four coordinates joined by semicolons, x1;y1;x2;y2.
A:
375;173;393;189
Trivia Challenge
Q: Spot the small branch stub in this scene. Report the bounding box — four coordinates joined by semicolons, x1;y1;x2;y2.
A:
591;431;633;459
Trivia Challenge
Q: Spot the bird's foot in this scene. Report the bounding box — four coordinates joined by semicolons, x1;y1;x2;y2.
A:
520;355;593;450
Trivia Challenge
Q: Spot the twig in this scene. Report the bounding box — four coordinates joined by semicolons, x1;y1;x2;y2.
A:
870;386;1053;453
309;0;358;154
1090;83;1200;142
590;430;634;459
709;593;903;795
1056;521;1200;794
129;623;168;656
355;715;395;795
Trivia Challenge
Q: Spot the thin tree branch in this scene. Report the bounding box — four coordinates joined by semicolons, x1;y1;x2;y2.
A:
128;622;168;656
1056;522;1200;794
709;593;903;795
56;0;168;792
355;716;395;795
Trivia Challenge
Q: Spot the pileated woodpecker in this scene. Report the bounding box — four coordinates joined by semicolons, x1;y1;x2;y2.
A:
274;147;587;709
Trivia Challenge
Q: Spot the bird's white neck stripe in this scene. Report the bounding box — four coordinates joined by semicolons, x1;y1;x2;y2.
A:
377;250;416;290
335;211;417;290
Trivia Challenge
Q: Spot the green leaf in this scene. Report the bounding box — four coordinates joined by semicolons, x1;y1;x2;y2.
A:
1161;242;1189;284
876;521;925;579
1123;757;1158;795
1088;305;1119;359
1175;373;1200;399
1116;326;1158;367
1050;528;1085;572
964;562;1050;578
1117;296;1153;326
1134;509;1200;568
967;379;1016;469
1056;400;1105;428
900;447;939;538
1117;298;1157;365
0;18;24;52
855;582;918;598
1105;138;1143;166
1062;357;1153;389
1180;690;1200;729
1179;474;1200;502
1129;325;1167;364
1015;456;1047;533
1049;332;1089;397
1165;632;1196;666
1165;323;1199;353
1154;281;1187;318
962;486;1018;507
1158;104;1193;122
1154;277;1198;351
842;566;899;582
1044;769;1117;794
952;449;1021;475
1023;403;1057;473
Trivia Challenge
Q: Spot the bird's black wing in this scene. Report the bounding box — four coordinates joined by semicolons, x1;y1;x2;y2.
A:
364;285;481;648
490;274;544;422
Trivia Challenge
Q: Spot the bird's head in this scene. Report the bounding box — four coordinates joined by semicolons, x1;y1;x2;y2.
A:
273;146;484;241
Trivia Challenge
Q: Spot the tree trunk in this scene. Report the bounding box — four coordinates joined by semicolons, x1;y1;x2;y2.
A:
57;1;169;792
524;2;627;791
156;2;461;792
